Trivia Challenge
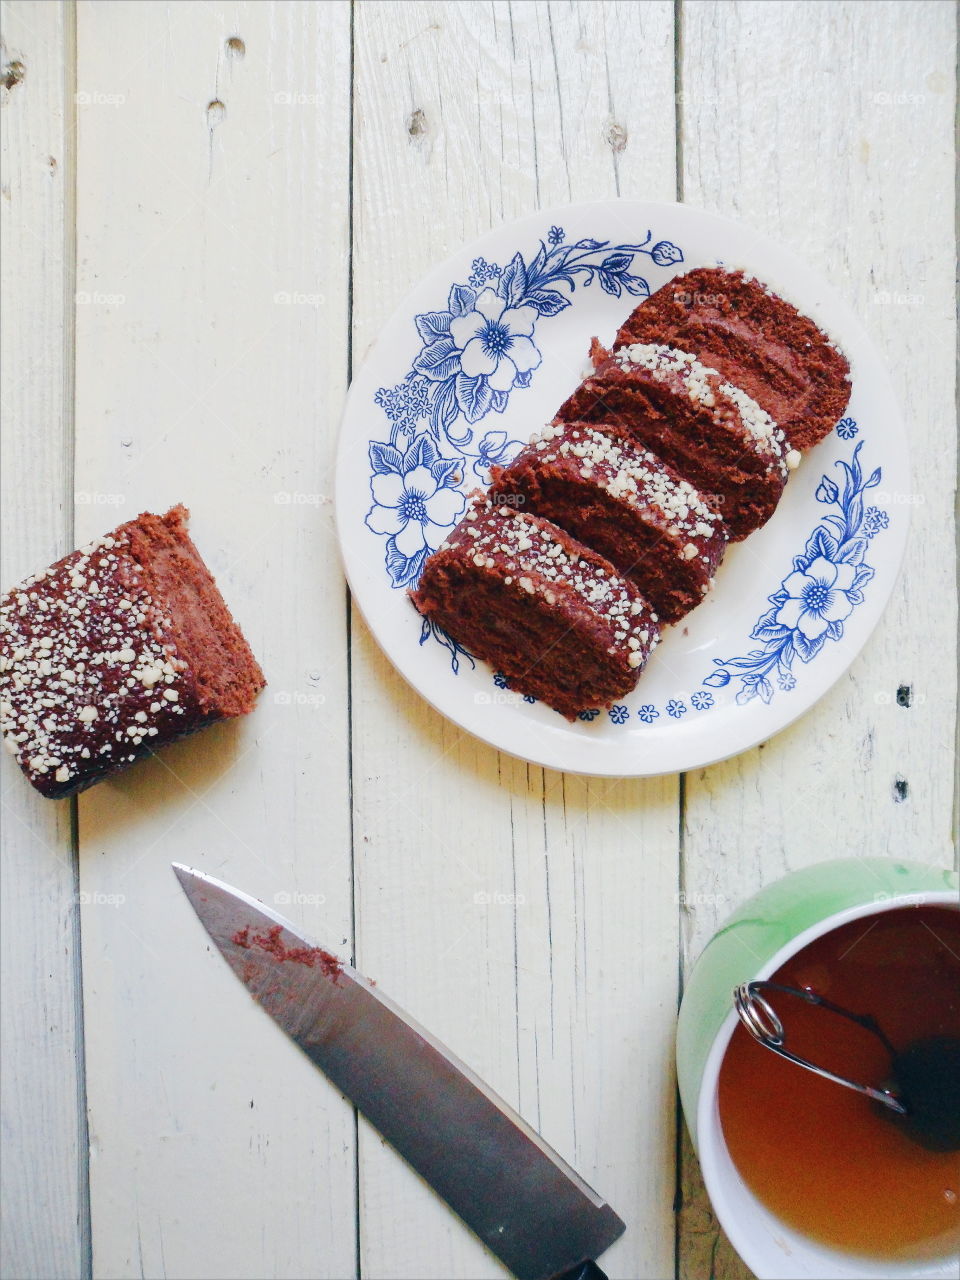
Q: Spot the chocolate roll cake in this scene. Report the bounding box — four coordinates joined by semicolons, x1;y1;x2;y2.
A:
490;421;727;624
0;506;266;798
557;341;795;540
613;266;851;451
410;494;660;720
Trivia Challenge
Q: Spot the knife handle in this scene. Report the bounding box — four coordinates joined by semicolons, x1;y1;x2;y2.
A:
551;1262;607;1280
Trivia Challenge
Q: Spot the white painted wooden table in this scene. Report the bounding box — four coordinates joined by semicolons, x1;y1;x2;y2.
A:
1;3;956;1278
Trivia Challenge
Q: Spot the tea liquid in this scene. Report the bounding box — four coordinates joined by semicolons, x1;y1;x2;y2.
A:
718;905;960;1261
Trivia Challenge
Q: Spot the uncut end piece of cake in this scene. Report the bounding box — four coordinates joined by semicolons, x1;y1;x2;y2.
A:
613;265;852;452
409;493;661;720
0;505;266;799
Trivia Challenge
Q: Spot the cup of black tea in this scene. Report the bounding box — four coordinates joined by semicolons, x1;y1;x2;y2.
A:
677;857;959;1278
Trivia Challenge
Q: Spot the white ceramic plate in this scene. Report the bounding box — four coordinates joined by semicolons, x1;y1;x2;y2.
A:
336;201;908;776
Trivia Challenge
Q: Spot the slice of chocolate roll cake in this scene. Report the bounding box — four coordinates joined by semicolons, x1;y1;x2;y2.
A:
0;506;265;798
489;421;727;624
613;266;851;452
410;494;660;720
557;341;795;541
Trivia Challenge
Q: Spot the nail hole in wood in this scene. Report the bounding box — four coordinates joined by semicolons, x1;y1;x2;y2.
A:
893;777;908;803
896;684;912;708
407;108;427;138
1;57;25;92
226;37;245;58
207;99;226;127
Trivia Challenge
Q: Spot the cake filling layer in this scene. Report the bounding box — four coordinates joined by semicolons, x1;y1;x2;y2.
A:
412;496;660;719
556;344;792;540
490;421;727;623
613;266;851;451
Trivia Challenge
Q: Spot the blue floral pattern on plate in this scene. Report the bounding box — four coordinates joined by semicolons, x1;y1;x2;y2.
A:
363;225;889;728
365;227;681;588
702;436;885;706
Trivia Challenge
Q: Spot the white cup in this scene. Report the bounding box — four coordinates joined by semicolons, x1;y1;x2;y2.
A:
678;858;959;1279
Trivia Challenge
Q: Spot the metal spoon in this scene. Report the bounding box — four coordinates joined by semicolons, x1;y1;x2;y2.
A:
733;981;960;1151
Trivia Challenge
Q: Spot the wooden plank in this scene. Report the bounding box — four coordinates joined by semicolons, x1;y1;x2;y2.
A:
72;4;355;1277
0;4;87;1278
350;4;679;1277
676;3;958;1277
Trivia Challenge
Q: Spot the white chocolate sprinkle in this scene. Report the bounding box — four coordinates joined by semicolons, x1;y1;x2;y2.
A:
614;342;789;477
430;496;660;677
0;526;196;793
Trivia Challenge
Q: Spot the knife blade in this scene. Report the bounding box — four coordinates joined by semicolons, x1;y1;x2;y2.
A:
173;864;625;1280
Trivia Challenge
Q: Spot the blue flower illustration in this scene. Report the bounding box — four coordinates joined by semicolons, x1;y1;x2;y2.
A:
638;704;659;723
690;691;714;711
523;694;536;704
449;287;542;393
473;428;523;479
578;708;600;722
864;506;889;537
469;257;500;288
650;240;683;267
608;704;629;724
366;433;465;585
775;555;857;642
366;225;685;657
419;617;474;673
836;417;858;440
493;671;507;689
666;699;687;718
705;441;881;702
374;377;430;431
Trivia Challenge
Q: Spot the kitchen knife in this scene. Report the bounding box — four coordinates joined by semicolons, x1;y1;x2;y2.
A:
173;864;625;1280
